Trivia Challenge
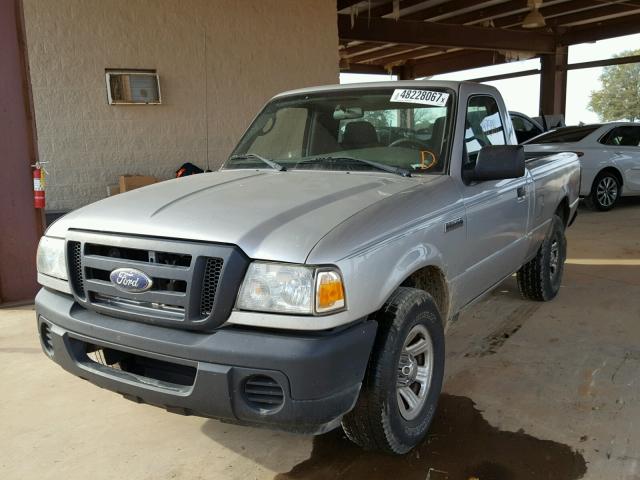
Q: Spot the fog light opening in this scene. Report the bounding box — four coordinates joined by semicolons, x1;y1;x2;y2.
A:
40;321;54;357
243;375;285;413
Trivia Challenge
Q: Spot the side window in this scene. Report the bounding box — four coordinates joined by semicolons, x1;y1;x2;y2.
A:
512;115;542;143
601;126;640;147
464;95;506;163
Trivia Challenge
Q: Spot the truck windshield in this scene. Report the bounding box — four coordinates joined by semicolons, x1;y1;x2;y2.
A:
223;88;454;175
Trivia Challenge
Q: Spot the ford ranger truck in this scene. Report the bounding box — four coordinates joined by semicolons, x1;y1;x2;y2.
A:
35;81;580;454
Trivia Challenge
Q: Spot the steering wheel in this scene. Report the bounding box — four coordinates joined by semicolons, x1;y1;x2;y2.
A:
389;138;429;150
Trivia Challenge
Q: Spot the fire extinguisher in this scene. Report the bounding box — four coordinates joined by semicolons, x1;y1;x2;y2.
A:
32;161;48;209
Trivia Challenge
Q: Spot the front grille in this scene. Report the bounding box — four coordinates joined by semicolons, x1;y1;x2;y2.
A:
66;231;248;331
68;241;85;299
243;375;285;411
200;257;223;316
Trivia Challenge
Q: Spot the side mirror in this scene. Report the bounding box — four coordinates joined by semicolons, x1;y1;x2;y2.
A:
464;145;525;183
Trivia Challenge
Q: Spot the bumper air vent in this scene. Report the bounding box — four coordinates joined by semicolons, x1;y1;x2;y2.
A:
243;375;285;411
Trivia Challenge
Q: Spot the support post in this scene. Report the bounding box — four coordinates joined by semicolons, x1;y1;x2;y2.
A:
539;45;568;117
0;0;43;304
396;66;412;80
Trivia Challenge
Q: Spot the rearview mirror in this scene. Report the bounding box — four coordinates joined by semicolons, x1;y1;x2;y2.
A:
333;106;364;120
464;145;525;183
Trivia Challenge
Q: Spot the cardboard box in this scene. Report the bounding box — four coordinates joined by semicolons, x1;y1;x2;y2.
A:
119;175;157;193
106;184;120;196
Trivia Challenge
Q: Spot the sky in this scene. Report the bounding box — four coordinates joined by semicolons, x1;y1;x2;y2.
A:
340;33;640;126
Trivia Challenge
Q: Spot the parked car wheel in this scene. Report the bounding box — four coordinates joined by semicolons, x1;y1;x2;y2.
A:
341;287;445;454
517;214;567;301
586;171;620;211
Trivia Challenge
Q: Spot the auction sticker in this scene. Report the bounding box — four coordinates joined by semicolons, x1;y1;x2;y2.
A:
390;89;449;106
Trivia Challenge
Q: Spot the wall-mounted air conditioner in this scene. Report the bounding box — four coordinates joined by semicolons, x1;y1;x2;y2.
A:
105;70;161;105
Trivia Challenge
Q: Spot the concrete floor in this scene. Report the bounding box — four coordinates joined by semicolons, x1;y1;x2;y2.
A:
2;198;639;480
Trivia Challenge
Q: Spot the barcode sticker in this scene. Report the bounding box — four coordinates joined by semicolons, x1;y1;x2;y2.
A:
390;89;449;106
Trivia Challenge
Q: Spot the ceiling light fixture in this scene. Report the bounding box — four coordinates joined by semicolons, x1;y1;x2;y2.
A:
522;0;546;29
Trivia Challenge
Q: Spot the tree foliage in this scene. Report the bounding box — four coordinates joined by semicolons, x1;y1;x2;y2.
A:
588;49;640;122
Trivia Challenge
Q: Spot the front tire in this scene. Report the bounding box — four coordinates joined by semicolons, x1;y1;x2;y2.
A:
585;171;620;211
517;214;567;301
341;288;445;454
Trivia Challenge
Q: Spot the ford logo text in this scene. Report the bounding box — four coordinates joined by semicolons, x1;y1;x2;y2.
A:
109;268;153;293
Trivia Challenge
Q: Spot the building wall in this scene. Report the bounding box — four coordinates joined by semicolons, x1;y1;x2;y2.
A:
22;0;338;211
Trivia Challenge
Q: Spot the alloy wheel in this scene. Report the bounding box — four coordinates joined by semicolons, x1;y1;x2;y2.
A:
596;176;618;208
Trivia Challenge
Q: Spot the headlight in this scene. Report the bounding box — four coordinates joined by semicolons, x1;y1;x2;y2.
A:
36;237;67;280
236;262;345;315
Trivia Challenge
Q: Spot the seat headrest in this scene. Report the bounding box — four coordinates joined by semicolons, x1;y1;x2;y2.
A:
342;121;379;149
431;116;446;150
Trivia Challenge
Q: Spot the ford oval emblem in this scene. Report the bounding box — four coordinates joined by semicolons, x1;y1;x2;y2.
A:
109;268;153;293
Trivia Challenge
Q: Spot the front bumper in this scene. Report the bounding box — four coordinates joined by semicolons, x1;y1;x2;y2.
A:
35;288;377;434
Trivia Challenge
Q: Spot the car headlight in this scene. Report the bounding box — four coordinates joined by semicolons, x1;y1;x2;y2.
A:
236;262;345;315
36;236;67;280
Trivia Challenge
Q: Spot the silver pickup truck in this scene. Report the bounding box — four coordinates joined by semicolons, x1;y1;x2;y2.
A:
35;81;580;454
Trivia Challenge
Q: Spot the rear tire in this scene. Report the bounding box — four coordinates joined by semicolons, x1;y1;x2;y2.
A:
517;214;567;301
585;171;620;211
341;288;445;454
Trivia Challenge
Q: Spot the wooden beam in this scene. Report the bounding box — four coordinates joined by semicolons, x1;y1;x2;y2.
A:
494;0;640;28
565;54;640;70
338;15;556;53
341;63;391;75
340;42;395;58
404;50;508;78
400;0;509;22
470;53;640;82
539;46;568;116
337;0;365;12
346;44;425;64
441;0;531;25
560;13;640;44
366;46;444;65
366;0;426;18
468;54;640;83
470;68;541;83
547;5;640;27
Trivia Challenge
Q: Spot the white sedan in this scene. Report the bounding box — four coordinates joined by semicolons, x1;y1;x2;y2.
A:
524;123;640;211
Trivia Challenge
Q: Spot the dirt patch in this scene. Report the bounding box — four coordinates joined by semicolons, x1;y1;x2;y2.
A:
276;394;586;480
0;347;42;354
465;304;539;358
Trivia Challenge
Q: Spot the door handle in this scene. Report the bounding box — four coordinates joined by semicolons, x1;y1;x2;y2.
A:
517;186;527;201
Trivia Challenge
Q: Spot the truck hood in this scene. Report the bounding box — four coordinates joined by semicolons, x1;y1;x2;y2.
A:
48;170;423;263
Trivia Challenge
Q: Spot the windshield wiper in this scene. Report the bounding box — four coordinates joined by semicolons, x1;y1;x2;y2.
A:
298;156;411;177
228;153;286;172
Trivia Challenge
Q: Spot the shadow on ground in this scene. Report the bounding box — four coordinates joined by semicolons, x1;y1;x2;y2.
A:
578;195;640;213
276;394;587;480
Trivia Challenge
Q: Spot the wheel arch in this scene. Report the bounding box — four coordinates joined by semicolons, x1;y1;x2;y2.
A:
592;166;624;192
555;196;570;227
399;265;450;324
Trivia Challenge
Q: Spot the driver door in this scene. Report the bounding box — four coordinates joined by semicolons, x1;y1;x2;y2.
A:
459;95;531;305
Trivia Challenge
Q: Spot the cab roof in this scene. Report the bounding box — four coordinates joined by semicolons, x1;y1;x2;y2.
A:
272;80;496;100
